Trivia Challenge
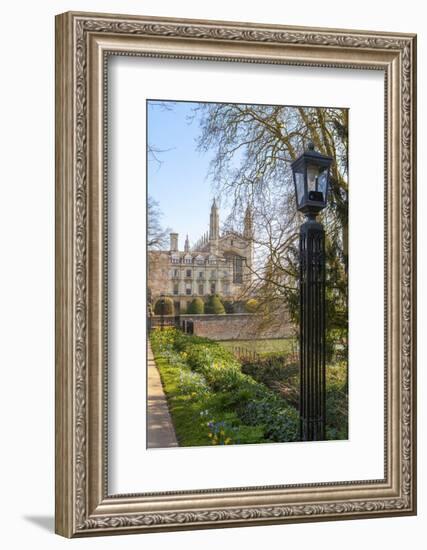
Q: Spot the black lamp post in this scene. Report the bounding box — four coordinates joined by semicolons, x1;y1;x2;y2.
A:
291;142;333;441
160;293;165;331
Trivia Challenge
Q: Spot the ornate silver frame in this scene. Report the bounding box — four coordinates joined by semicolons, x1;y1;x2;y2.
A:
55;11;417;537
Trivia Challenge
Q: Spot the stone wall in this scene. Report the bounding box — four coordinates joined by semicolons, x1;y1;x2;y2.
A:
180;312;294;341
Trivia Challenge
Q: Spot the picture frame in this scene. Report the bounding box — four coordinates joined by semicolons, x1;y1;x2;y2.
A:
55;11;417;537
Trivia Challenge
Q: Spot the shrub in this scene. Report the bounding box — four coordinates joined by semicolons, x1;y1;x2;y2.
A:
239;396;299;442
178;369;210;396
187;297;205;314
241;355;299;406
241;353;348;440
205;294;225;314
325;364;348;439
223;300;235;314
245;298;259;313
154;296;174;315
232;424;266;444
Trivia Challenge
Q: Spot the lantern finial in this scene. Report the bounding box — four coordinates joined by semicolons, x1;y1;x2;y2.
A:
291;142;333;215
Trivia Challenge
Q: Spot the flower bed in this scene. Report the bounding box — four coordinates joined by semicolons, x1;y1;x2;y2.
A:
150;328;299;446
241;354;348;440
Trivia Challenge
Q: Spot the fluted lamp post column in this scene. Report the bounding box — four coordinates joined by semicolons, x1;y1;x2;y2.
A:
291;142;333;441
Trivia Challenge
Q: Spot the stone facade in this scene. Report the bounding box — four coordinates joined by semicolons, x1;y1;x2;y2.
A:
148;200;254;313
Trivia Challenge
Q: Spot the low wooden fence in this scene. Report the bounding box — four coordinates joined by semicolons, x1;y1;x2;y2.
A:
232;346;261;362
232;342;299;364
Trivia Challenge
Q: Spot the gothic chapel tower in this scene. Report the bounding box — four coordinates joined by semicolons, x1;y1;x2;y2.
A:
243;205;253;239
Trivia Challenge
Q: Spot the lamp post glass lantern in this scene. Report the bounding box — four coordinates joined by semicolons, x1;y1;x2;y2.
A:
291;142;333;441
292;141;332;214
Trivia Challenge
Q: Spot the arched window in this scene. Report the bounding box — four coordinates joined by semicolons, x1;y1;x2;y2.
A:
233;256;244;284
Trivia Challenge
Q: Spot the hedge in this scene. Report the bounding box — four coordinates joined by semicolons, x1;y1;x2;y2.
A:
187;297;204;314
204;294;225;314
154;296;174;315
245;298;259;313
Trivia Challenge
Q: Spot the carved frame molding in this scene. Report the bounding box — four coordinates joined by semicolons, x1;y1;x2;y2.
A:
55;11;416;537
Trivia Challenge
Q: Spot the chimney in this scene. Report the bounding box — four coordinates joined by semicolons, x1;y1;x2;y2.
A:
170;232;178;252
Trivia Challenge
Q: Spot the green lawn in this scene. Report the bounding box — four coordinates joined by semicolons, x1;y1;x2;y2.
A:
220;338;297;356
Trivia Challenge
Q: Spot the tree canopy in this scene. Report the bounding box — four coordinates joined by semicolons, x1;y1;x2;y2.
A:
194;103;348;355
147;195;170;250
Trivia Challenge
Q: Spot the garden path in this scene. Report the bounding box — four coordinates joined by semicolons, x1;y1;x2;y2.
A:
147;342;178;448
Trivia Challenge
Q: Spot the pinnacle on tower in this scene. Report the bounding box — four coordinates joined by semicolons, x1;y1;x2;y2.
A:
244;205;253;239
209;198;219;241
184;234;190;252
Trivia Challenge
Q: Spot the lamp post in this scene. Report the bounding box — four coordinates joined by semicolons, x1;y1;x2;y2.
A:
160;293;165;331
291;142;333;441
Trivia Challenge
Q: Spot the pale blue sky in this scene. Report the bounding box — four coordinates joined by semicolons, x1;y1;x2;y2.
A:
147;100;224;250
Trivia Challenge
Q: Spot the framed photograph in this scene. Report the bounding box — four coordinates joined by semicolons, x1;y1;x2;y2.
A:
55;11;417;537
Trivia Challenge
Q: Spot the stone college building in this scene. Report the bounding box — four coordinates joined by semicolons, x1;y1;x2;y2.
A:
148;200;254;313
